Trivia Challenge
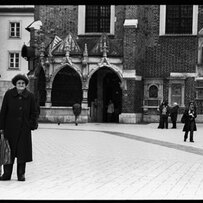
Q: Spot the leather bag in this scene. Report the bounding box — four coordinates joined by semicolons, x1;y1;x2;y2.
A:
0;132;11;166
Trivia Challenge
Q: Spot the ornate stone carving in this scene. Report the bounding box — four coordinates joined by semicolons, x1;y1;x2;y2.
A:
61;41;72;65
98;41;111;67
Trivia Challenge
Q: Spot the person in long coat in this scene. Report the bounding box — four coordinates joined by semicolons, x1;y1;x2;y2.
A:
72;103;81;126
170;102;179;128
182;101;197;142
0;74;38;181
107;100;114;122
158;100;170;129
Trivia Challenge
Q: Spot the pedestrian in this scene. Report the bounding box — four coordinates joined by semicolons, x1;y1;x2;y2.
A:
158;101;164;128
170;102;179;128
158;100;170;129
182;101;197;142
0;74;38;181
107;100;114;122
72;103;81;126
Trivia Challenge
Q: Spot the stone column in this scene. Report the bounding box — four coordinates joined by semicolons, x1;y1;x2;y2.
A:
45;84;52;107
82;88;88;108
49;57;55;76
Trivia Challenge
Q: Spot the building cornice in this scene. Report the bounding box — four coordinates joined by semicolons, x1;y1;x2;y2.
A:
0;7;34;13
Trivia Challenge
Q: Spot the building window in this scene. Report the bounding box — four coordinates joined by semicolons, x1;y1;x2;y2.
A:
9;52;20;69
197;89;203;99
149;85;158;98
195;80;203;99
143;79;163;108
168;79;185;107
9;22;20;38
78;5;115;35
166;5;192;34
159;5;198;35
171;84;182;105
85;5;110;33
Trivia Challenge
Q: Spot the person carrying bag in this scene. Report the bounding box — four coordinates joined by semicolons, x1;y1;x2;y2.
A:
0;74;38;181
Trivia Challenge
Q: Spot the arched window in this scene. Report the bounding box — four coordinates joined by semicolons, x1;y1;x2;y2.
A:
149;85;158;98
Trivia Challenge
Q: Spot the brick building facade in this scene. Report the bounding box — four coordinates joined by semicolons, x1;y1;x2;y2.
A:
26;5;203;123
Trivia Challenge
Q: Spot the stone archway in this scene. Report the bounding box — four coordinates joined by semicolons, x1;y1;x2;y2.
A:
88;66;122;123
51;66;82;106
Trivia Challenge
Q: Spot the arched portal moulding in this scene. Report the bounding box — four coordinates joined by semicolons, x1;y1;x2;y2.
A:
49;63;83;89
87;63;123;90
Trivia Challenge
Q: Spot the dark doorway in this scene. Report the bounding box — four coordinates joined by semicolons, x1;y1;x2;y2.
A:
103;71;122;123
51;67;82;106
88;66;122;123
37;67;46;106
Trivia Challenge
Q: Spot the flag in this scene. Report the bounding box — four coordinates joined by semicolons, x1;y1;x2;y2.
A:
51;35;63;50
48;35;63;55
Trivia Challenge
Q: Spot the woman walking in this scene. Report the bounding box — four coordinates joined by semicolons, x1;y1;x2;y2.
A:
0;74;38;181
182;101;197;142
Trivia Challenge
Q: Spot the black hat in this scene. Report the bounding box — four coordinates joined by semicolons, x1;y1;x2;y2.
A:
12;74;29;86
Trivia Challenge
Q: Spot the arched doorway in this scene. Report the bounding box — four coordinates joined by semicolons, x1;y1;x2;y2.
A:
88;66;122;123
51;67;82;106
37;67;46;106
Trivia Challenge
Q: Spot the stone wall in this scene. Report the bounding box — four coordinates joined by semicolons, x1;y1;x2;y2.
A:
39;106;89;123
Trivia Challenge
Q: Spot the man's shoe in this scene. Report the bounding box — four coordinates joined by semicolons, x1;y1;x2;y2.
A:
190;140;194;143
0;175;11;181
18;175;25;181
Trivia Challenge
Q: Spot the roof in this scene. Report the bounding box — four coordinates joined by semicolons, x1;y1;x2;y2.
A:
49;33;123;57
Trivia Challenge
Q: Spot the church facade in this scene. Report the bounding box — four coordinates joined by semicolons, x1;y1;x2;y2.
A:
25;5;203;123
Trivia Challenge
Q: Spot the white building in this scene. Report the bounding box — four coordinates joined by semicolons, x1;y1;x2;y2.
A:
0;5;34;107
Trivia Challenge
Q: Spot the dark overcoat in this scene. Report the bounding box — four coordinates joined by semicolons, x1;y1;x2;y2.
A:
170;105;179;122
72;103;81;116
0;87;38;163
182;108;197;132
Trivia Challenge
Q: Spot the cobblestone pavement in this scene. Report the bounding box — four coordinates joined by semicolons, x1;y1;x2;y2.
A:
1;122;203;200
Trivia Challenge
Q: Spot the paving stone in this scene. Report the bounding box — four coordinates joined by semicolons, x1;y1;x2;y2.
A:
1;123;203;199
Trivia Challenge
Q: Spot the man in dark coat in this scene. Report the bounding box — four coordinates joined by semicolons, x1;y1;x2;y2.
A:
170;102;179;128
0;74;38;181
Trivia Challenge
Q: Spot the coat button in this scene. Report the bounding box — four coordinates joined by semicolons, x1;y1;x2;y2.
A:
19;96;22;100
19;107;22;110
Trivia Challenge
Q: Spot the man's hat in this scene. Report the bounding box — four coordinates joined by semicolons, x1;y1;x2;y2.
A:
11;74;29;86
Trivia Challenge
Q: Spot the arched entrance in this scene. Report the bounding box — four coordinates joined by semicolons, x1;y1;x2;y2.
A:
88;66;122;123
37;67;46;106
51;67;82;106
